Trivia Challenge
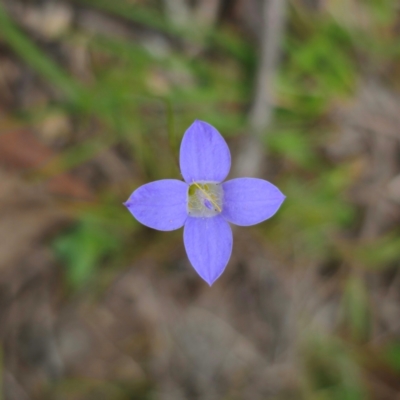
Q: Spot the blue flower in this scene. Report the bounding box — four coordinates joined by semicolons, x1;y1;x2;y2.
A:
124;120;285;285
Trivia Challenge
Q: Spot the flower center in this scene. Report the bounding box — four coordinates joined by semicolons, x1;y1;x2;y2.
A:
187;182;223;218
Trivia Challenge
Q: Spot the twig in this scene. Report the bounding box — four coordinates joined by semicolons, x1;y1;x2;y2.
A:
162;0;192;28
194;0;221;27
235;0;287;177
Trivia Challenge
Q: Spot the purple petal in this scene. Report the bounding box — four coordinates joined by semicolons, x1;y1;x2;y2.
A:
124;179;188;231
184;215;232;286
222;178;285;226
180;120;231;183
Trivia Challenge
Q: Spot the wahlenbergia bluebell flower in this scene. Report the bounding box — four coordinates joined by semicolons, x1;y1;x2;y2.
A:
124;120;285;285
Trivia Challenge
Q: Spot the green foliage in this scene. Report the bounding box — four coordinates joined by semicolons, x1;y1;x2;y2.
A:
270;165;355;261
0;346;3;400
266;10;361;262
73;0;170;35
279;16;356;120
45;378;153;400
364;0;397;25
302;335;367;400
341;276;371;342
267;130;317;168
0;4;81;100
53;218;121;288
344;235;400;270
1;1;400;398
383;342;400;373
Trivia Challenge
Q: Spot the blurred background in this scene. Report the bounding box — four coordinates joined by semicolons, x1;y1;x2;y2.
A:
1;0;400;399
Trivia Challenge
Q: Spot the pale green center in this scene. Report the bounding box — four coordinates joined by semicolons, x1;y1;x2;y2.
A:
187;182;223;218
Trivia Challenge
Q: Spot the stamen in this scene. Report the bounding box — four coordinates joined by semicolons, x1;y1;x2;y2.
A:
187;181;223;218
192;181;222;213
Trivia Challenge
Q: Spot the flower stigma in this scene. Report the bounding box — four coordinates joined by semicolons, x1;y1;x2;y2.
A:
187;182;223;218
